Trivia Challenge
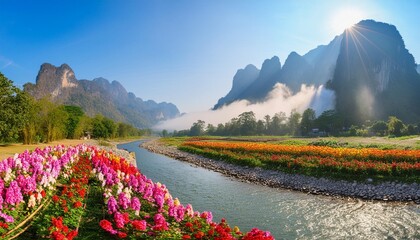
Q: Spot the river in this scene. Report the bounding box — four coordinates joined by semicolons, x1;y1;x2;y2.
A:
118;140;420;239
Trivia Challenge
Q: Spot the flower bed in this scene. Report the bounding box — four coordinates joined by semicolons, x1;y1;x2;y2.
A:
90;148;274;239
0;145;274;239
180;141;420;181
0;145;82;238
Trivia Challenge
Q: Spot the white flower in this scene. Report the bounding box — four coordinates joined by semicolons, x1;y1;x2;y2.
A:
28;195;37;208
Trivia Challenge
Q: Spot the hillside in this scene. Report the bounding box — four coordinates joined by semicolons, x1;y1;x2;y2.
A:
24;63;179;128
214;20;420;124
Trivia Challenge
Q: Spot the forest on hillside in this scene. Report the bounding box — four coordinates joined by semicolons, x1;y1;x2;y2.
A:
0;72;146;144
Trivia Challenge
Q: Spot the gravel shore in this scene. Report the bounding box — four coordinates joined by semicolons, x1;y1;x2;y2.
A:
141;139;420;204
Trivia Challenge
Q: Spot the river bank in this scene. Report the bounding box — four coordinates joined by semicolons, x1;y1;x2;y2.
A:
141;139;420;203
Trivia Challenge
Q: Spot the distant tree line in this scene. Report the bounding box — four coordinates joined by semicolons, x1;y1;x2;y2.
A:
167;108;420;137
0;72;147;144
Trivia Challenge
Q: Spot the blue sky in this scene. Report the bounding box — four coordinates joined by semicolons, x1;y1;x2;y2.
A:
1;0;419;112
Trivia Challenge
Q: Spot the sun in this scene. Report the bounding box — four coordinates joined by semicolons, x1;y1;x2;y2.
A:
329;7;365;34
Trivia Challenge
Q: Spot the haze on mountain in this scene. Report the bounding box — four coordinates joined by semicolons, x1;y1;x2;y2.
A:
159;19;420;130
24;63;180;128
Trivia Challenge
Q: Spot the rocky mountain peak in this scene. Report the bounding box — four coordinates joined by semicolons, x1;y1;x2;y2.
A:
28;63;78;98
260;56;281;79
331;19;420;123
24;63;180;128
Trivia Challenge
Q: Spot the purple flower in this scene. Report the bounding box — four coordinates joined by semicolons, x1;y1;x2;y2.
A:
5;181;23;206
131;197;141;212
107;196;118;214
117;192;130;209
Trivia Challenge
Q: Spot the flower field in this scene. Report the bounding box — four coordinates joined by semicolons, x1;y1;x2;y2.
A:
0;145;273;239
179;141;420;182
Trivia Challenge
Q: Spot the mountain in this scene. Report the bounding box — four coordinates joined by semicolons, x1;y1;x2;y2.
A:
236;56;282;102
214;20;420;124
24;63;180;128
331;20;420;124
214;35;342;108
213;64;259;109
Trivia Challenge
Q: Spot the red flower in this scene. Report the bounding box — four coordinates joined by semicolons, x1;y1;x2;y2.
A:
117;231;127;238
194;231;205;239
100;219;116;234
51;230;66;240
182;235;191;239
66;230;78;240
52;195;60;203
131;220;147;231
41;190;46;197
78;189;86;198
73;201;83;208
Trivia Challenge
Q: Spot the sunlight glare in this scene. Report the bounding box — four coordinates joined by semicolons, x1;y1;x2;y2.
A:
330;8;365;34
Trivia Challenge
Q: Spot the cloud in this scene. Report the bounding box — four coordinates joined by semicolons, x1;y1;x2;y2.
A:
155;83;335;131
0;56;15;70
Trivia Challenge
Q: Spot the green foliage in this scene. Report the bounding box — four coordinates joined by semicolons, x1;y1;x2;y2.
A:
64;105;85;139
300;108;316;136
0;72;31;142
189;120;206;136
388;116;405;137
370;120;388;136
309;139;348;148
238;111;257;135
288;110;302;136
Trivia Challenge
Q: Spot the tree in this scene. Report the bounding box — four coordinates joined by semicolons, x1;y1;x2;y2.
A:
238;111;257;135
102;117;117;138
64;105;84;139
190;120;206;136
263;115;271;134
268;112;287;135
370;120;387;136
206;124;216;135
288;110;301;136
300;108;316;136
315;110;342;135
45;105;69;142
215;123;225;136
0;72;31;142
92;115;109;138
161;129;169;137
74;115;92;139
256;120;265;135
387;116;404;136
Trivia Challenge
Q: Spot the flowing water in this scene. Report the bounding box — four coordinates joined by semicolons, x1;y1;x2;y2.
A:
118;141;420;239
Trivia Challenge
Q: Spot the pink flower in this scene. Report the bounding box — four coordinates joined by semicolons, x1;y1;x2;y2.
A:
0;212;14;223
113;212;129;229
200;211;213;224
5;181;23;206
153;213;169;231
